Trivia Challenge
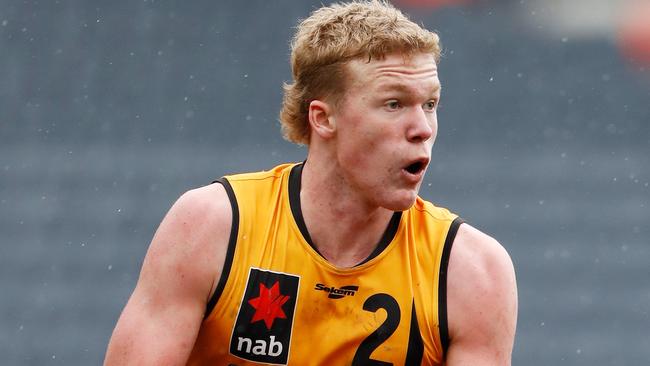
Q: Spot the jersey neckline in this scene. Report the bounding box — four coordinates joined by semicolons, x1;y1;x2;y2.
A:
288;162;402;267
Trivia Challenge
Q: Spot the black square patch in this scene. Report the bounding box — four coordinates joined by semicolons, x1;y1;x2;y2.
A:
230;268;300;365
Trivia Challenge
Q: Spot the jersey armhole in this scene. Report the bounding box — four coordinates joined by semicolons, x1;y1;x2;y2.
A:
438;216;464;358
203;177;240;319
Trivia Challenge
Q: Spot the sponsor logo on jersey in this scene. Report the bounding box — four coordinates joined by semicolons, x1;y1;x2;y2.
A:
230;268;300;365
314;283;359;299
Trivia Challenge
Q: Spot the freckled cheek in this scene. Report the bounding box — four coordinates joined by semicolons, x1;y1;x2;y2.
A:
352;138;377;169
430;118;439;141
346;134;387;175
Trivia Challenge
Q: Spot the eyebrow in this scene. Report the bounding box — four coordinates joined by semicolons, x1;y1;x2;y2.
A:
376;82;442;96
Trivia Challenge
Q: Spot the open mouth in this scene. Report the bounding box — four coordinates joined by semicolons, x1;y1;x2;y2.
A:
404;159;427;175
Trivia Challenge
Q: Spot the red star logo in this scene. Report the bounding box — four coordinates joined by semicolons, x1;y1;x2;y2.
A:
248;281;290;330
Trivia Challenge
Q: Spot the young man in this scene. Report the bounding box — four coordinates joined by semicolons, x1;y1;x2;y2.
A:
104;1;517;365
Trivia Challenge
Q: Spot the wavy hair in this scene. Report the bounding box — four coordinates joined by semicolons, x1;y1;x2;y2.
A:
279;0;441;144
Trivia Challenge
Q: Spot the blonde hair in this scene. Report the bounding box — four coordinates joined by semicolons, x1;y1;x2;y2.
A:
280;0;441;145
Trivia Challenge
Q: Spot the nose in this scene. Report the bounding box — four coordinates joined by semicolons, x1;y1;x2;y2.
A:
406;107;436;143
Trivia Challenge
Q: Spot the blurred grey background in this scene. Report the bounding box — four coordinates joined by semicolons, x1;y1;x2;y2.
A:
1;0;649;365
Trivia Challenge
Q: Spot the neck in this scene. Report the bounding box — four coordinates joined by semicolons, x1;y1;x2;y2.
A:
299;155;396;268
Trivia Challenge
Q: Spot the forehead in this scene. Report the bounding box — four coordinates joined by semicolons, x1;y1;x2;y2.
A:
345;52;440;95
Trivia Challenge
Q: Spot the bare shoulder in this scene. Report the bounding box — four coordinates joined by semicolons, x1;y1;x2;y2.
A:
445;223;518;365
163;182;233;245
129;181;234;312
145;182;233;292
449;223;515;292
104;183;233;365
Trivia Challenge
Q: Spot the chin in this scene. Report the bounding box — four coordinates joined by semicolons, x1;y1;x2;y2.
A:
381;191;419;212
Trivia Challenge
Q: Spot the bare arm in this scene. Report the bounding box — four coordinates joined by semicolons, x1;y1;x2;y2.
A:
104;183;232;365
445;224;518;366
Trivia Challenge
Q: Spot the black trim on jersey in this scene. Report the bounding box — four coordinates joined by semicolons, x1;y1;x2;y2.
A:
438;217;464;357
288;163;317;252
405;300;424;364
203;177;239;320
355;210;402;266
288;163;402;266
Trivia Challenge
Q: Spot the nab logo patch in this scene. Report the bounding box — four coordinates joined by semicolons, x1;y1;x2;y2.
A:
230;268;299;365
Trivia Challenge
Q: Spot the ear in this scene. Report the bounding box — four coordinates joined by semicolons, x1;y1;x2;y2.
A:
308;100;336;139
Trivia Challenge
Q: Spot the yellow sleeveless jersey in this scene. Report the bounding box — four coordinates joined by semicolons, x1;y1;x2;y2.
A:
187;163;462;366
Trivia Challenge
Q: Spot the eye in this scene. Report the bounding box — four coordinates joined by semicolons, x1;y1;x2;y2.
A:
423;100;438;111
385;100;401;110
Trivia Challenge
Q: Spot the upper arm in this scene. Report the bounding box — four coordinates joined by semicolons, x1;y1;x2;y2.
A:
444;224;518;366
104;183;232;365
